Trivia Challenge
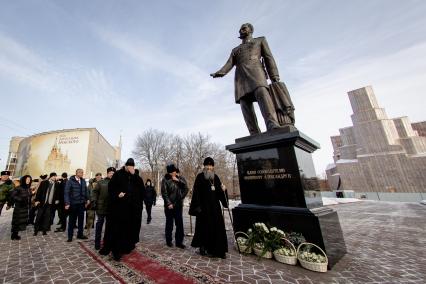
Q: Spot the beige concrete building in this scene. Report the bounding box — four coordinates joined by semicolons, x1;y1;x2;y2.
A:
7;128;121;178
5;136;25;175
326;86;426;194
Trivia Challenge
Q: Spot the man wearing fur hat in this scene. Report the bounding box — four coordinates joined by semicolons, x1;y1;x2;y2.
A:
189;157;229;259
28;174;48;225
161;163;189;248
93;167;115;251
108;159;145;261
34;172;59;235
0;171;14;216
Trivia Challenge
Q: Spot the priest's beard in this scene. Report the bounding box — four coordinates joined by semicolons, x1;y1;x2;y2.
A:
203;169;214;181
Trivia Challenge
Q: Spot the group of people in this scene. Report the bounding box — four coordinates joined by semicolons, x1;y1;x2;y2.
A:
0;156;230;260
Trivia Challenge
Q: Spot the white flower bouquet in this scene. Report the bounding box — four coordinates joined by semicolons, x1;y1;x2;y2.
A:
273;238;297;265
297;243;328;272
234;231;252;254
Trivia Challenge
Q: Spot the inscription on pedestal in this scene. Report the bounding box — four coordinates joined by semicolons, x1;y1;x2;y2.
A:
243;168;292;180
228;131;323;209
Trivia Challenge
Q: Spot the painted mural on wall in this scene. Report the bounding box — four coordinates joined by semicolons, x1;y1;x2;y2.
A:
15;130;90;176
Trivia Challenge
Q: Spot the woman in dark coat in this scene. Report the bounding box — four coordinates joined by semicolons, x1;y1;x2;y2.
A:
189;157;228;259
108;159;145;261
10;175;32;240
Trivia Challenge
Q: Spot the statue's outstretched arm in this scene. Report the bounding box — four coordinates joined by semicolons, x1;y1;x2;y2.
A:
210;53;234;78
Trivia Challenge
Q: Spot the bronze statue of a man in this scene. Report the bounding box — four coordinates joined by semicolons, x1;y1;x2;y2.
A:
211;23;282;135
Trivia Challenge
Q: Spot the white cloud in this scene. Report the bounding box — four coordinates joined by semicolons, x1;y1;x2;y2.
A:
92;26;240;135
0;32;133;111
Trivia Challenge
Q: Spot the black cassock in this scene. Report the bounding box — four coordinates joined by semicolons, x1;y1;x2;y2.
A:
189;173;228;257
108;168;145;255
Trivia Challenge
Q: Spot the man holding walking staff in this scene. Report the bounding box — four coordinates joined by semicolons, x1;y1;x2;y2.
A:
189;157;229;259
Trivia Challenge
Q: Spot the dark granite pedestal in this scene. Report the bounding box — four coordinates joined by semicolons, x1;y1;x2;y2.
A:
226;129;346;269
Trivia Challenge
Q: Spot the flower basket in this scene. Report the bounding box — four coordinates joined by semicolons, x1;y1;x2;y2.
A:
253;244;273;259
297;243;328;273
234;231;252;254
273;238;297;265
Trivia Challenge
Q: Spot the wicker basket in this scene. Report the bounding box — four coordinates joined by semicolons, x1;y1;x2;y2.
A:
234;231;252;254
253;246;273;258
273;238;297;265
297;243;328;273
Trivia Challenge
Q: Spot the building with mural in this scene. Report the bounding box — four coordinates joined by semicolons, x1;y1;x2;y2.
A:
6;128;121;178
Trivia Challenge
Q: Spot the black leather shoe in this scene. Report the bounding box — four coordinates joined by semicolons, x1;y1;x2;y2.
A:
67;238;72;242
99;248;110;255
42;231;47;235
11;233;20;240
33;231;38;236
200;247;207;256
112;252;121;261
77;235;88;240
176;243;186;249
166;242;173;247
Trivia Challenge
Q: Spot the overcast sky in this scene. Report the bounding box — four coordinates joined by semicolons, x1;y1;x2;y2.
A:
1;0;426;176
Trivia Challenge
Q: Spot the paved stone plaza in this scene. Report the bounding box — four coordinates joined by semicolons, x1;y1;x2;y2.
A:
0;200;425;283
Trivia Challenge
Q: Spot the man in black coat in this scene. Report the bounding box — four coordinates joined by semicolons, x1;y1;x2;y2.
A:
189;157;228;259
54;173;68;232
108;158;145;261
161;163;189;248
144;179;156;224
34;172;59;235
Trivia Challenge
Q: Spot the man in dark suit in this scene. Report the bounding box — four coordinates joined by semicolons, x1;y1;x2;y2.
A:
54;172;68;232
34;172;59;235
211;23;281;135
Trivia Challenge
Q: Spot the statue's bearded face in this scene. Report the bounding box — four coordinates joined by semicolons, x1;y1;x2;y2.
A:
239;24;252;39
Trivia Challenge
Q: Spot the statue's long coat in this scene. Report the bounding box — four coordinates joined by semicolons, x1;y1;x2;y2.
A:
216;36;279;103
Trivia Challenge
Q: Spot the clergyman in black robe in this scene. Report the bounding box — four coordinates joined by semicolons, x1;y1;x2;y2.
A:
108;158;145;261
189;157;228;259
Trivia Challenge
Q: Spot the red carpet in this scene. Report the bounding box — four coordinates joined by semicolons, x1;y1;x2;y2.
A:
80;242;197;283
79;242;127;284
122;251;196;284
